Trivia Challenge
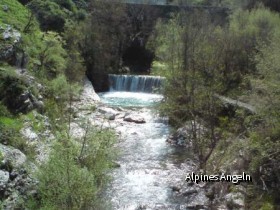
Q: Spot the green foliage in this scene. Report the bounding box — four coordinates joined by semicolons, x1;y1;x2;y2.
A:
81;0;127;75
27;0;67;32
63;21;86;82
0;0;31;30
152;7;280;207
0;115;29;155
35;126;116;210
150;61;168;76
78;126;116;185
47;74;70;100
0;102;11;118
151;12;227;168
0;66;28;113
50;0;76;12
44;74;81;128
245;26;280;205
148;16;184;77
36;140;97;209
28;32;67;79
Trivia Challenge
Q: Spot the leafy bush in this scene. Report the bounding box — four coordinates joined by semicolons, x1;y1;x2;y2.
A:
28;32;67;79
34;126;116;209
0;0;30;30
0;116;29;154
63;21;86;83
50;0;77;12
28;0;67;32
44;74;80;128
0;102;11;117
0;67;29;113
36;140;97;209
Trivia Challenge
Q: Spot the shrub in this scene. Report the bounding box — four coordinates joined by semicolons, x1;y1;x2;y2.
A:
36;140;97;209
35;126;116;209
27;0;67;32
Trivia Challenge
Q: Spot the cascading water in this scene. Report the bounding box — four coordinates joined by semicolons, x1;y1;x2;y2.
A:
109;74;164;93
99;74;207;209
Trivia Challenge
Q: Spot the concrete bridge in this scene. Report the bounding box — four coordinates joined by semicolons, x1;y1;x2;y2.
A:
112;0;229;12
111;0;229;74
122;0;170;6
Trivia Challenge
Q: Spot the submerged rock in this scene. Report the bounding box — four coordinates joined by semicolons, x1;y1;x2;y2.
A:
123;114;146;124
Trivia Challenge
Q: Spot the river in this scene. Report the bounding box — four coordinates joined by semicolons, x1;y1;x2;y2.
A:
98;75;208;210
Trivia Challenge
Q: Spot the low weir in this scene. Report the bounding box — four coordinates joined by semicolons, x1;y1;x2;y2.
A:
108;74;164;93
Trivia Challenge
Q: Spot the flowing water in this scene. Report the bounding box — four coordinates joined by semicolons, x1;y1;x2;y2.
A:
99;75;206;210
108;74;164;93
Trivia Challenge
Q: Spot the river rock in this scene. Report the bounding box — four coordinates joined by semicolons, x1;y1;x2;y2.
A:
98;107;118;115
106;113;116;120
225;192;245;209
123;114;146;124
182;189;198;196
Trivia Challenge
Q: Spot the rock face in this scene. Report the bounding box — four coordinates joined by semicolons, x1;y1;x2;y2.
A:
0;144;37;209
0;24;22;65
14;90;44;114
72;77;100;117
123;114;146;123
81;77;101;102
0;70;45;114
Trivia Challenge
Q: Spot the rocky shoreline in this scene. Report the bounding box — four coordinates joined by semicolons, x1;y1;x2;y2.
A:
0;75;247;209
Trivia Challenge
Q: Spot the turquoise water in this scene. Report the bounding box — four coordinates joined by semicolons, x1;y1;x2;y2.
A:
99;91;163;107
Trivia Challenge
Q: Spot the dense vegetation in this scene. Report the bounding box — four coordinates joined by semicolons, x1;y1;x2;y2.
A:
0;0;118;209
149;2;280;209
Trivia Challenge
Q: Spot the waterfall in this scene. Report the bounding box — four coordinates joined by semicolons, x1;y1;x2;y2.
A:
108;74;164;93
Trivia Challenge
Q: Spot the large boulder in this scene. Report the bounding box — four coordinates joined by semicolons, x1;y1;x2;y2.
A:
0;144;27;170
123;114;146;124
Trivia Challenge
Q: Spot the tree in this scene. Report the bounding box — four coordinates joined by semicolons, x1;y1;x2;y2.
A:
63;21;86;83
28;0;67;32
29;32;66;79
152;11;226;167
247;32;280;199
